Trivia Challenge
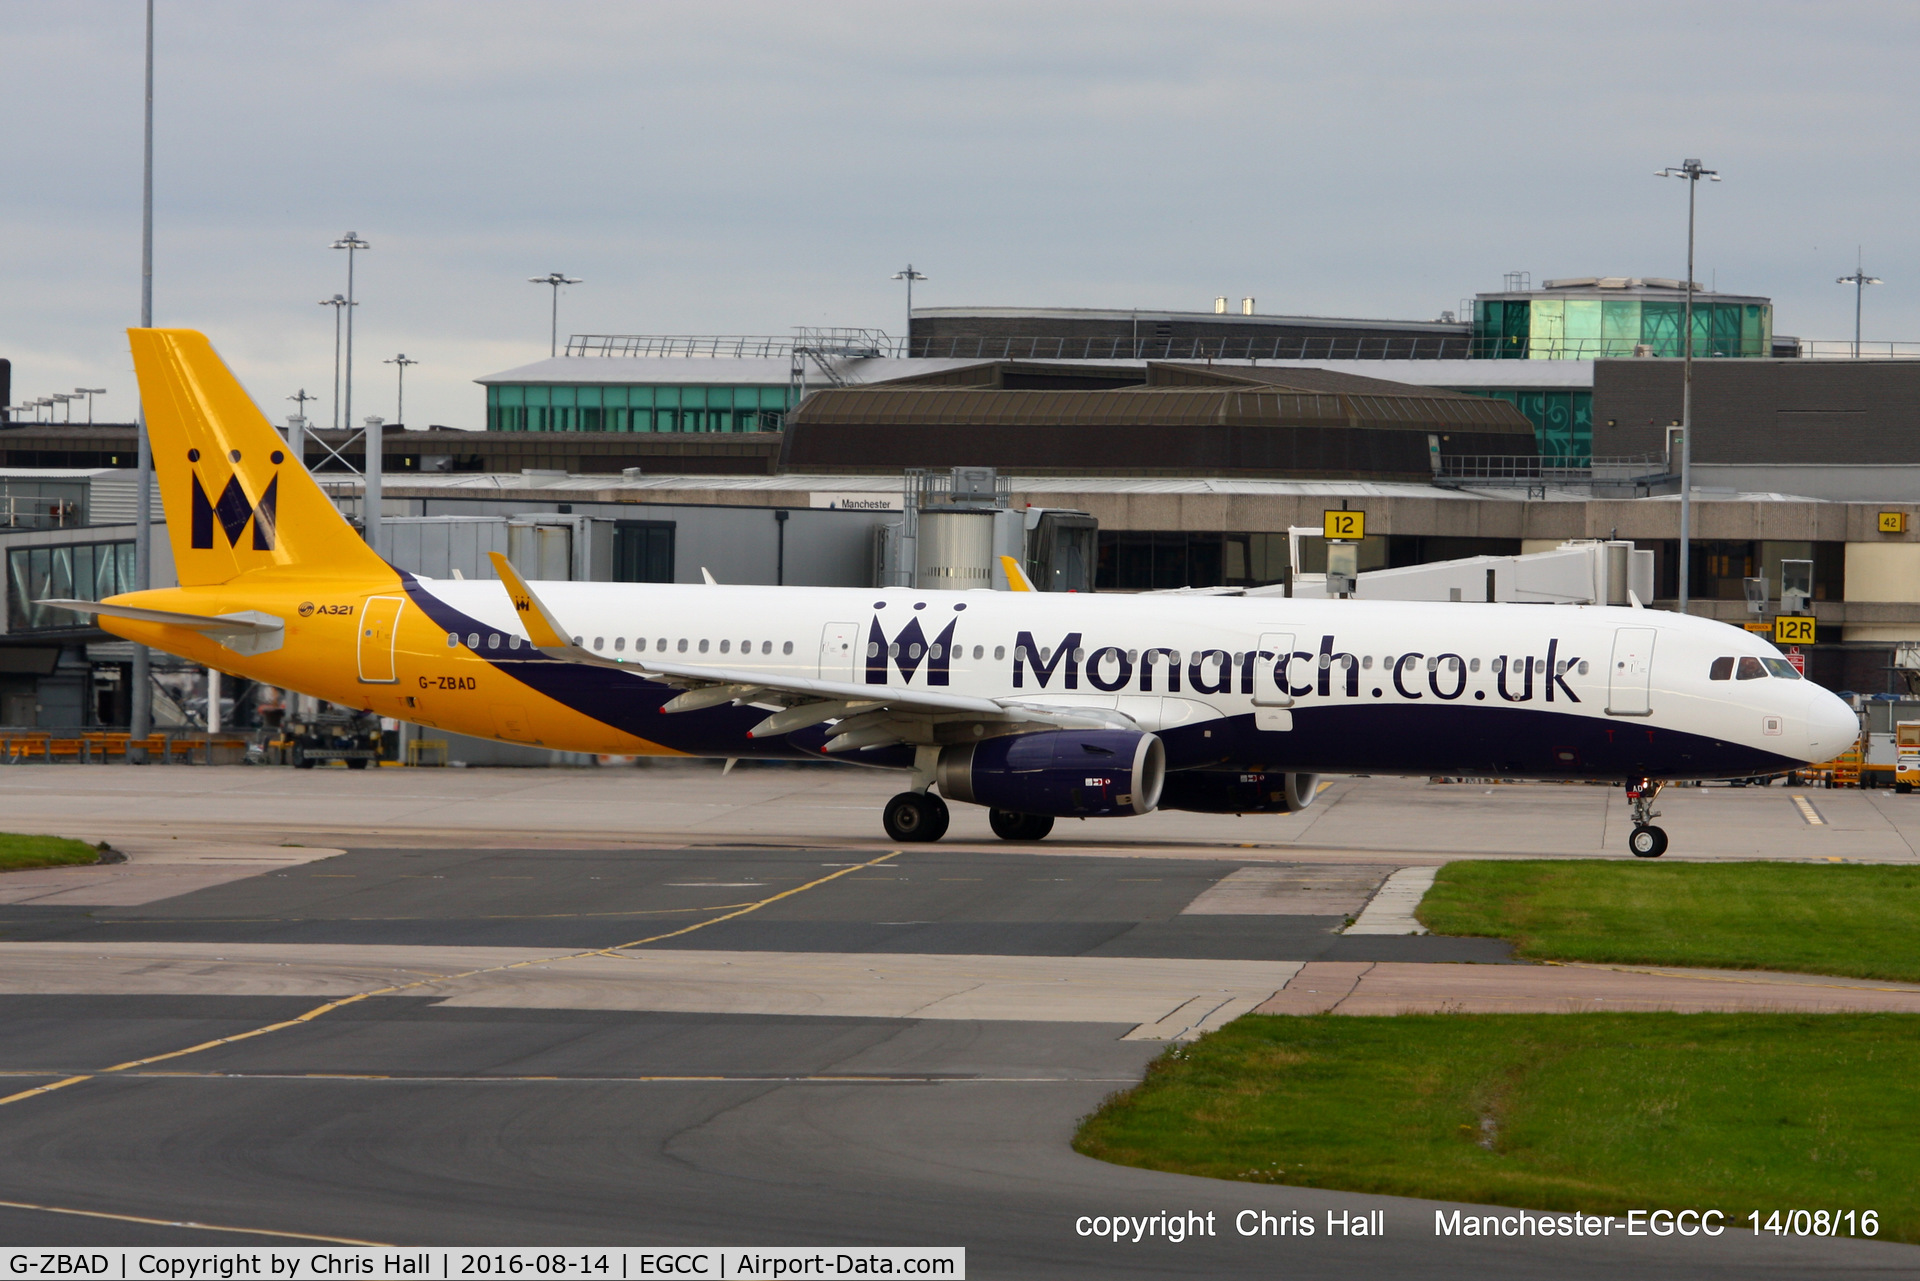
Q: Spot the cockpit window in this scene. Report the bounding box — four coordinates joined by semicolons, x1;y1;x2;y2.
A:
1762;657;1802;680
1709;657;1734;681
1736;656;1768;680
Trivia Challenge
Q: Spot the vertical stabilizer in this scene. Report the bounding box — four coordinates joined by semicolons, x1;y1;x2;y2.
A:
129;328;389;586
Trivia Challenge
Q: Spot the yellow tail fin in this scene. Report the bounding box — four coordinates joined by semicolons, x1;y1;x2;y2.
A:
130;328;388;586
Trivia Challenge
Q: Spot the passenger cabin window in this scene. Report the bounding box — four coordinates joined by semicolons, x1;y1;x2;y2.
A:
1737;656;1767;680
1710;657;1734;680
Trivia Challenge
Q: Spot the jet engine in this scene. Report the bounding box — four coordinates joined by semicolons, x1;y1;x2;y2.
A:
937;729;1165;818
1157;769;1320;814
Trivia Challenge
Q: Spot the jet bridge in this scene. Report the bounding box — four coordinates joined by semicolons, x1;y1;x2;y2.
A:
1322;538;1656;606
1166;534;1655;606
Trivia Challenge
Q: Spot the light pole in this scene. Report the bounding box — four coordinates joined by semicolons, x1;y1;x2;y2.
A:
892;264;927;344
50;394;75;423
36;398;55;424
1656;158;1720;615
74;388;105;424
383;353;418;427
130;0;155;756
1837;251;1882;359
362;414;385;560
286;388;317;462
318;294;354;429
529;273;581;357
331;232;369;439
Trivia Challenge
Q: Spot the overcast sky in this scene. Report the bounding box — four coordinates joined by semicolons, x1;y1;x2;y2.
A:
4;1;1917;431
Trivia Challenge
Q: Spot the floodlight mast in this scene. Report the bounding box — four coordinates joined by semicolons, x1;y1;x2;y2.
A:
331;232;370;440
1656;158;1720;616
130;0;156;757
892;264;927;344
1837;250;1882;359
74;388;106;425
530;273;582;357
384;353;418;427
286;388;318;460
318;294;354;429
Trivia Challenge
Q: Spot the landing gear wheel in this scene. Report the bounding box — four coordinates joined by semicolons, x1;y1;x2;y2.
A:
1629;824;1668;858
883;791;949;843
988;809;1055;842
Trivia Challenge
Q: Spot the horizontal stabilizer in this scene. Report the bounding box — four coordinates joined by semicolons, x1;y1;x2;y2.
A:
38;599;285;655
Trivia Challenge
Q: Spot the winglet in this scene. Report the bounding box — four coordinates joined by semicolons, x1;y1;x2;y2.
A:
488;552;573;650
1000;555;1036;592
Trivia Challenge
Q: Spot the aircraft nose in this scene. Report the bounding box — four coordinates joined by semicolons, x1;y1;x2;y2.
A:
1803;689;1861;761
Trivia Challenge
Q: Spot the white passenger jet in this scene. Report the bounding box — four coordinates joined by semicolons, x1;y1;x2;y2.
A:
53;331;1861;857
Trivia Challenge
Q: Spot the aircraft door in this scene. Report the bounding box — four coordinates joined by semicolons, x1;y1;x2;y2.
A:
819;622;858;681
1254;632;1296;706
357;595;405;683
1606;627;1656;717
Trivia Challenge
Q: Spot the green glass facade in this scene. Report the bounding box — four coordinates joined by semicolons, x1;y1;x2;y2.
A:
1456;388;1593;463
1473;297;1770;360
486;384;791;433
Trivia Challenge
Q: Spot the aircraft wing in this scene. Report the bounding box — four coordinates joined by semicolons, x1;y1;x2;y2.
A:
485;554;1133;752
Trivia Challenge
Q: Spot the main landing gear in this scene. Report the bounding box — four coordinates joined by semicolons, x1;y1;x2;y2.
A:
1626;777;1667;858
880;792;1058;843
988;809;1055;842
883;791;950;843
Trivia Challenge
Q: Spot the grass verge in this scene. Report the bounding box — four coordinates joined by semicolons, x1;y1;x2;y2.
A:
0;832;105;872
1075;1013;1920;1242
1418;860;1920;984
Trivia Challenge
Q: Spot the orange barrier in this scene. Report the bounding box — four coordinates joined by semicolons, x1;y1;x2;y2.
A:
0;732;249;764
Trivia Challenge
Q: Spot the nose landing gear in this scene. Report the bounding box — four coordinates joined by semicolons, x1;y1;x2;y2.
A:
1626;778;1667;857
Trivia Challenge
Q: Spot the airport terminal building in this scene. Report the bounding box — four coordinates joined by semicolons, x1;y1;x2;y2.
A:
9;283;1920;736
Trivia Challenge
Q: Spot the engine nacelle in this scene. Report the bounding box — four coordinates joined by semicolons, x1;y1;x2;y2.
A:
1158;770;1321;815
937;729;1165;818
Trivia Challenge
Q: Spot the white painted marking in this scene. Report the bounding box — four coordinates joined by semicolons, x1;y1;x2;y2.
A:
1343;865;1438;935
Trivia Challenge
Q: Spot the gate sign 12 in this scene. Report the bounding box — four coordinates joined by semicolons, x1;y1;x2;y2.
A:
1323;509;1365;540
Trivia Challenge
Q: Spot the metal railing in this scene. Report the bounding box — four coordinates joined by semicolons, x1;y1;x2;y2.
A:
1473;337;1920;360
0;494;80;529
569;333;1477;361
567;332;1920;363
568;334;883;358
1434;454;1673;487
1791;339;1920;360
1468;338;1765;360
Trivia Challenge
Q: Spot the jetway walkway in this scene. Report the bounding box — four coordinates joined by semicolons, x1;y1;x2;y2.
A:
1165;536;1656;607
